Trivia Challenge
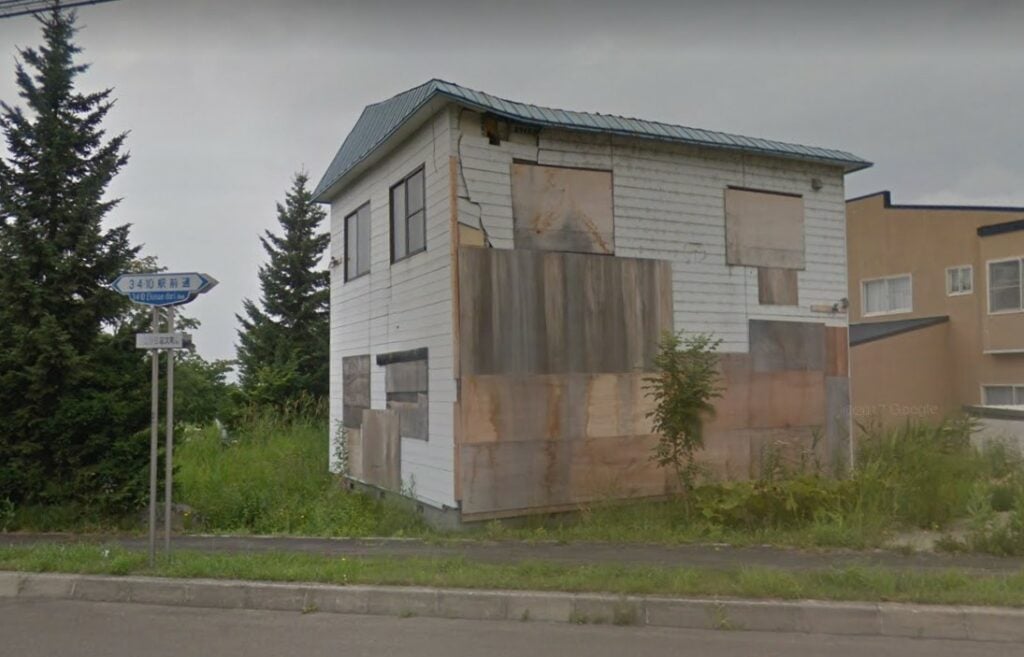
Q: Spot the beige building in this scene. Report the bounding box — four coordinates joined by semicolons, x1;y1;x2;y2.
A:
847;191;1024;428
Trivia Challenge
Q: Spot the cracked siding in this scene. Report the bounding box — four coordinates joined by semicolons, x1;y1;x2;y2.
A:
454;110;848;352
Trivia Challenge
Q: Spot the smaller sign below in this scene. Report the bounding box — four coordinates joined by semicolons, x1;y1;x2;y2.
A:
136;332;186;350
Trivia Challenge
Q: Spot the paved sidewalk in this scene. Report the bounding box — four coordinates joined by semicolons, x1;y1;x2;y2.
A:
3;532;1024;573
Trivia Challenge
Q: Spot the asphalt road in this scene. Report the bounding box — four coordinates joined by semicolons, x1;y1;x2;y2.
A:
0;599;1014;657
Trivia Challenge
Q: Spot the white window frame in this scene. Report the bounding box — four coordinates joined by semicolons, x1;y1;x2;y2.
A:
861;273;913;317
981;384;1024;406
946;264;973;296
987;257;1024;315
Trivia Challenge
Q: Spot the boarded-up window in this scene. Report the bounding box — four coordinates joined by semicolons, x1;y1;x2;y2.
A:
377;348;428;440
724;188;805;269
511;163;614;255
342;355;370;429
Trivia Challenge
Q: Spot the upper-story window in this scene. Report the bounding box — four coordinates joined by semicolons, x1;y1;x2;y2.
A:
982;384;1024;406
862;274;912;316
989;258;1023;313
344;202;371;281
946;265;973;296
390;166;426;262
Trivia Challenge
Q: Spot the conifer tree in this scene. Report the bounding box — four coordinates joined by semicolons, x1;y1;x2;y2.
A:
236;172;329;407
0;6;145;510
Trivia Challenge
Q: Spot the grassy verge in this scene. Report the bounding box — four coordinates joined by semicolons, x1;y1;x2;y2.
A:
2;543;1024;608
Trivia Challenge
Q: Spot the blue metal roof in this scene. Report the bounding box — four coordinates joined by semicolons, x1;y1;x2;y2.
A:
313;79;872;201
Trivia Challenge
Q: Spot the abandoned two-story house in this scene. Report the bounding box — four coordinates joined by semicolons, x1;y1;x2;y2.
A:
313;80;871;522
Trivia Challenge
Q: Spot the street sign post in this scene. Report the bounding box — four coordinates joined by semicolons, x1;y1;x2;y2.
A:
112;271;217;565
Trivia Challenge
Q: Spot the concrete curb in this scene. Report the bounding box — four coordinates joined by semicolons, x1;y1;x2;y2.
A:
2;571;1023;642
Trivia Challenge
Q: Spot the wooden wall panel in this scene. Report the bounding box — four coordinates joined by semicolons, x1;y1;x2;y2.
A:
459;434;669;516
825;326;849;376
511;162;614;255
342;355;370;429
748;319;825;372
724;187;805;269
757;267;798;306
458;247;673;376
360;409;401;492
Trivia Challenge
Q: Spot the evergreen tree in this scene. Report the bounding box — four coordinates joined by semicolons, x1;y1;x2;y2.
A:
0;6;145;511
236;171;329;407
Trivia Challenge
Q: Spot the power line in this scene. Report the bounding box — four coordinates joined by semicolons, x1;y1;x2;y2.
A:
0;0;118;19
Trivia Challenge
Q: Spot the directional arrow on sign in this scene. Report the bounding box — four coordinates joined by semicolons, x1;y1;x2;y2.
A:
111;272;218;307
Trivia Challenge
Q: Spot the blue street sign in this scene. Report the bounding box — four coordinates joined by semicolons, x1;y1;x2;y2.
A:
111;272;218;307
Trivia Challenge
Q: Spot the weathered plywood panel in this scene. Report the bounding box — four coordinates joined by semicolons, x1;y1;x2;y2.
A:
757;267;798;306
458;247;673;376
725;187;805;269
708;353;826;431
459;434;669;515
385;359;428;394
391;394;429;441
459;372;653;445
749;319;825;372
825;326;849;376
361;409;401;492
345;427;363;480
511;162;614;255
825;376;851;474
342;355;370;429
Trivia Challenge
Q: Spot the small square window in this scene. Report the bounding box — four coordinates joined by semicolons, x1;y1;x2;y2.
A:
391;166;427;262
344;202;370;281
946;265;973;296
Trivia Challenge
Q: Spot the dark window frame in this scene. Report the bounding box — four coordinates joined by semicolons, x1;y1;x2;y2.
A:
390;164;427;263
344;201;371;282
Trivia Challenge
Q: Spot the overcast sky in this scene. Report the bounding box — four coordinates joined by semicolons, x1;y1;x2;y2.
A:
1;0;1022;365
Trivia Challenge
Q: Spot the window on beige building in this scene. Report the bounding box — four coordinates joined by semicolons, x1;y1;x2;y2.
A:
862;274;912;316
989;258;1023;313
983;385;1024;406
946;265;973;296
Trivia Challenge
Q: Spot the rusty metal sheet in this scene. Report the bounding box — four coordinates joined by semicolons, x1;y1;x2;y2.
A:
725;188;805;269
511;162;614;255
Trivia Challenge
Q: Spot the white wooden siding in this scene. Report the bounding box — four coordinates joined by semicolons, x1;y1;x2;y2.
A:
454;111;848;352
328;107;455;509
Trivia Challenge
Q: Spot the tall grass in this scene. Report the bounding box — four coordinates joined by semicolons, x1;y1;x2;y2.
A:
175;407;424;537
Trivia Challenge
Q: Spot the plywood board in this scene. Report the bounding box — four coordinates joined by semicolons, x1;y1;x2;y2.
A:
458;223;485;246
360;409;401;492
458;434;669;515
385;359;428;394
345;427;363;480
511;162;614;255
749;319;825;373
391;394;428;441
757;267;798;306
342;355;370;429
725;188;805;269
825;376;851;474
825;326;849;376
458;247;673;376
708;353;826;431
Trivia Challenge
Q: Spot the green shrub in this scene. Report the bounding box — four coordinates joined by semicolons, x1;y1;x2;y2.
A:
646;332;723;492
175;409;424;537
